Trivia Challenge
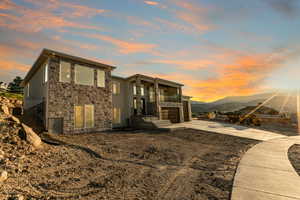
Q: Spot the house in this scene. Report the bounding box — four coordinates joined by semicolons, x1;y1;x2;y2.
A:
21;49;192;134
0;82;8;91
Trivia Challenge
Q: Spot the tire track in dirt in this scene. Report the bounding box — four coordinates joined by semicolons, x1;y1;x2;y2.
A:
156;156;199;200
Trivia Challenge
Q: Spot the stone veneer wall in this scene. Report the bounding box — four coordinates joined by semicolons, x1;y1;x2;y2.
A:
47;56;113;134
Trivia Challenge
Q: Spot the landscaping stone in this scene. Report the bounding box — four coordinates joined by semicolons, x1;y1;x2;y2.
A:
10;116;20;124
0;171;8;182
21;123;42;148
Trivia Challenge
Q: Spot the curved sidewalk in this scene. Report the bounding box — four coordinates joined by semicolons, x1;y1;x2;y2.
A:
232;136;300;200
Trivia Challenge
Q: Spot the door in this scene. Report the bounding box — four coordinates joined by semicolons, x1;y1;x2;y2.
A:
161;107;180;123
48;118;63;134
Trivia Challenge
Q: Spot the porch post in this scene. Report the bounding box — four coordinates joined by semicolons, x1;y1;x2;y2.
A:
154;79;160;119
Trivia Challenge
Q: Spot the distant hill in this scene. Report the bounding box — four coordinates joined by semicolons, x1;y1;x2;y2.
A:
192;93;297;114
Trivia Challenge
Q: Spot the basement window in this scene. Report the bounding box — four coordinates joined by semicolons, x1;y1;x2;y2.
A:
75;65;94;86
59;61;71;83
113;107;121;124
74;105;84;128
74;104;94;129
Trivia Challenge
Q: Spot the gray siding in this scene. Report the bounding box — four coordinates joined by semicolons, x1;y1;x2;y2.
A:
23;62;47;110
112;77;130;128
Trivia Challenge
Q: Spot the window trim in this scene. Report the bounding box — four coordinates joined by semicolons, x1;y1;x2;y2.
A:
97;69;105;88
113;107;121;124
74;104;95;129
74;64;94;86
112;81;120;95
59;60;71;83
27;83;30;98
84;104;94;128
44;63;48;83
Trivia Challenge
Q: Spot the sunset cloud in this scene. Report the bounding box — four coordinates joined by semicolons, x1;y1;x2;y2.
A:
83;33;157;54
144;1;159;6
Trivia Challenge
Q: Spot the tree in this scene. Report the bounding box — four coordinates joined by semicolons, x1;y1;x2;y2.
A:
8;76;24;94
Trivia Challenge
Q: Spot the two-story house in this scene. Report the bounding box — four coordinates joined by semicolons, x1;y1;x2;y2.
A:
21;49;192;134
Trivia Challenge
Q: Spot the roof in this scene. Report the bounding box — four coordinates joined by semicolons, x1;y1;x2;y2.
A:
21;49;117;86
126;74;184;86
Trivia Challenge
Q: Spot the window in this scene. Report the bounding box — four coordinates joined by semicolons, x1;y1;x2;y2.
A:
133;84;137;95
133;98;137;109
75;65;94;86
141;84;144;96
74;105;94;128
97;70;105;87
149;87;155;102
75;105;84;128
113;107;121;124
27;83;30;97
60;61;71;83
85;105;94;128
44;63;48;83
112;81;120;94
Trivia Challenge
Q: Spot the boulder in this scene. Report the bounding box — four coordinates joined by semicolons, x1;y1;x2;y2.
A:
1;105;10;115
10;116;21;124
21;124;42;149
0;171;8;182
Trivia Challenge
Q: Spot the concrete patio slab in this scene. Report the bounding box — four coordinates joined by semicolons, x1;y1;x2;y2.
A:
167;120;285;141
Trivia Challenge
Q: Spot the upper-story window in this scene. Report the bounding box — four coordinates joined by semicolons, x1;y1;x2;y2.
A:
141;84;144;96
59;61;71;83
97;70;105;87
44;63;48;83
112;81;120;94
75;64;94;86
133;84;137;95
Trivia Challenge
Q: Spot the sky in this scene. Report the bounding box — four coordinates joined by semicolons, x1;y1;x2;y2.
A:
1;0;300;102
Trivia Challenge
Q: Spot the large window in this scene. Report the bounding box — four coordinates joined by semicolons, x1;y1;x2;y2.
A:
133;84;137;95
149;87;155;102
97;70;105;87
74;105;84;128
112;81;120;94
60;61;71;83
113;107;121;124
141;84;144;96
75;65;94;86
74;104;94;129
85;105;94;128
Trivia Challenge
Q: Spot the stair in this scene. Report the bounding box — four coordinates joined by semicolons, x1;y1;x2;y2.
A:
131;116;172;129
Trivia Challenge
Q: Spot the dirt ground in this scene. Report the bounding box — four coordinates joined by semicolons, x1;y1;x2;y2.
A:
288;144;300;176
1;127;259;200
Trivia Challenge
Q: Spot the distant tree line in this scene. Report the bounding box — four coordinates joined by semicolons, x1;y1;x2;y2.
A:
8;76;24;94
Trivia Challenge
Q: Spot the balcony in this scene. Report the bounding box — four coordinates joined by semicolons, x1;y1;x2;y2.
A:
159;94;180;102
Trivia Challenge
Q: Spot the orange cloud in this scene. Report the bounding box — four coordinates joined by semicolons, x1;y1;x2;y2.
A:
172;0;213;33
84;33;157;54
144;1;159;6
0;59;29;72
0;0;105;33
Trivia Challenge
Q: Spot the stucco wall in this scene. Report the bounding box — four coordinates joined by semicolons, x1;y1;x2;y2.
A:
47;56;113;134
23;62;47;110
112;77;130;128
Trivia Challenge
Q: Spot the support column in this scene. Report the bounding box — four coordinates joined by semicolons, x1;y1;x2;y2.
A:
154;79;160;119
178;86;182;102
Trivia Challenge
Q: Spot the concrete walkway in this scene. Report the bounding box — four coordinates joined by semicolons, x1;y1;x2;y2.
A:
167;120;285;141
231;136;300;200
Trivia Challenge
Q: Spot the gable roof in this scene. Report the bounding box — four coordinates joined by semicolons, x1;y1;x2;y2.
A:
21;49;116;86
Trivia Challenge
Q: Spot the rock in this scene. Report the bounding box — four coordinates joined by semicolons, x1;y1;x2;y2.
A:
0;171;8;182
21;124;42;149
0;150;4;161
1;105;10;115
10;116;20;124
17;195;24;200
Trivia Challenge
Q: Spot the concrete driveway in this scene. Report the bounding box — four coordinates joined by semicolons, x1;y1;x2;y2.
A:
167;120;285;141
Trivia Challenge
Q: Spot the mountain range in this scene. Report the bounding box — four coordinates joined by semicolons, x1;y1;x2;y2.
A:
191;92;298;114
